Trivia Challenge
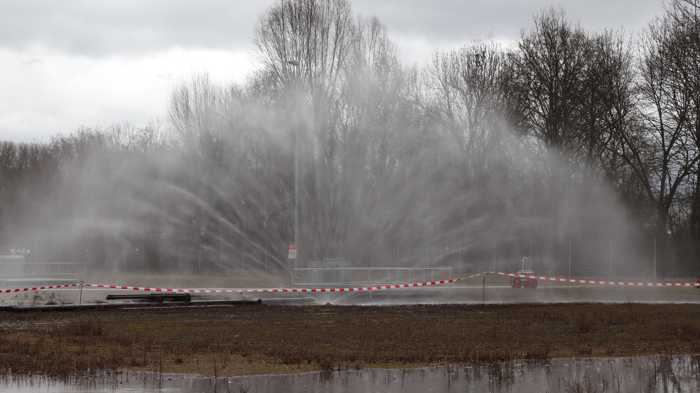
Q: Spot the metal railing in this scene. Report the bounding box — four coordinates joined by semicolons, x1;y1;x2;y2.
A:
291;266;453;287
0;260;85;280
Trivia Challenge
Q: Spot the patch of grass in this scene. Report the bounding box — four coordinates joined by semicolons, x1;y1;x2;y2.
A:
0;303;699;377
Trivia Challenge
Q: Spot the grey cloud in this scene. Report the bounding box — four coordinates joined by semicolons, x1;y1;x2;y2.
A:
0;0;665;56
352;0;663;42
0;0;275;55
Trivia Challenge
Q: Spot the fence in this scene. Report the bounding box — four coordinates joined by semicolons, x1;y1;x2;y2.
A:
0;257;85;282
291;266;453;287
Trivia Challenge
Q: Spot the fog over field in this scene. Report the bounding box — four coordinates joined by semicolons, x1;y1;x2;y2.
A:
1;0;699;283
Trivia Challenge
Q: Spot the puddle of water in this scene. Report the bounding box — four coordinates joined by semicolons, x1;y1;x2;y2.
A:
0;355;698;393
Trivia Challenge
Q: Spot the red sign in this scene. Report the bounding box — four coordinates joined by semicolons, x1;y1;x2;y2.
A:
288;244;297;260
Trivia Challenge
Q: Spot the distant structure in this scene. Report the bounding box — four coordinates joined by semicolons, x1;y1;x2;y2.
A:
0;248;30;278
0;248;83;284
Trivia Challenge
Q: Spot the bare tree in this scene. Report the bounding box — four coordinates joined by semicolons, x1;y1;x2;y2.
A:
428;42;513;182
612;11;700;270
509;8;593;154
255;0;354;105
583;31;636;174
666;1;700;251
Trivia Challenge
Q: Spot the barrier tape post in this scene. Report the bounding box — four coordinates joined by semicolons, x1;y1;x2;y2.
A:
481;274;486;305
79;281;84;305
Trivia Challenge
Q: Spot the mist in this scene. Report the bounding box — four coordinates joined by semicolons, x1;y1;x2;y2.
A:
1;0;698;284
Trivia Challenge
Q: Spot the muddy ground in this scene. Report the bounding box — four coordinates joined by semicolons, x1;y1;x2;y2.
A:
1;303;700;377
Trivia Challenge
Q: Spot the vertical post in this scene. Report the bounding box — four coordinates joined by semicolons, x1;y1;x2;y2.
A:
293;120;300;281
653;236;657;282
287;60;301;289
608;239;613;278
218;235;222;269
79;281;84;306
568;238;572;279
367;267;372;300
287;244;292;287
482;274;486;305
197;235;202;274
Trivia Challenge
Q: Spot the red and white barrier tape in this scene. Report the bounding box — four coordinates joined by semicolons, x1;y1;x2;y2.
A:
495;272;700;288
84;278;461;295
0;283;80;294
0;278;464;296
1;271;697;296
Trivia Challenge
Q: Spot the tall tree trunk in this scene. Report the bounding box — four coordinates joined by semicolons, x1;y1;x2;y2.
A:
657;202;670;277
690;176;700;266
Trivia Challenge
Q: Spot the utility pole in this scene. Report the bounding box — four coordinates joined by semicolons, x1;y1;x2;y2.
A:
288;59;301;287
293;119;300;278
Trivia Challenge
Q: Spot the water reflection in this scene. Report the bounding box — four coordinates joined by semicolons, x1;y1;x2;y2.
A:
0;355;698;393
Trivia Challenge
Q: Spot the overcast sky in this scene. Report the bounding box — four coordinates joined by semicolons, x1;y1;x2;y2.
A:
0;0;664;142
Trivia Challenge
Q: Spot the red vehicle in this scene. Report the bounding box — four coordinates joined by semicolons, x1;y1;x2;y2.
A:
511;257;538;289
512;271;538;288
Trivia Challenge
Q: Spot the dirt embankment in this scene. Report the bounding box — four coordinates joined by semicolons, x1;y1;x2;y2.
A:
1;303;700;377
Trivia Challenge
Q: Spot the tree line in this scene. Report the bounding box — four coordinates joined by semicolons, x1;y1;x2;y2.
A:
1;0;699;277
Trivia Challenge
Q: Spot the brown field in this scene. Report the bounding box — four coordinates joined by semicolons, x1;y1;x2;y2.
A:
1;303;700;378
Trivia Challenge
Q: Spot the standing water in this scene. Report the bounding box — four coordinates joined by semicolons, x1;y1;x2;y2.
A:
0;355;698;393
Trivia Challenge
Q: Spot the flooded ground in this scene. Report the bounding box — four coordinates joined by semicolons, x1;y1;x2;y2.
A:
1;272;699;308
0;355;697;393
3;283;700;308
348;285;700;305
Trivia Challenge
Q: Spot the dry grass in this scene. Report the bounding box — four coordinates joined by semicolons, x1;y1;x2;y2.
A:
0;303;699;377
